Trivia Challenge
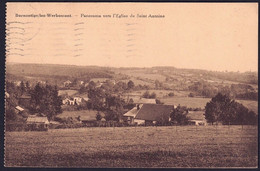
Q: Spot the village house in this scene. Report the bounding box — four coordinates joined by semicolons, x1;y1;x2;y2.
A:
80;81;84;85
73;96;83;105
124;104;174;126
26;114;49;131
14;81;22;86
62;96;87;105
187;111;207;126
62;97;76;105
62;97;72;105
15;106;24;115
123;106;142;125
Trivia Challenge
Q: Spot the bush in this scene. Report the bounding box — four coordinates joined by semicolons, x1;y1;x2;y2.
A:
5;122;27;132
168;92;174;97
188;93;194;97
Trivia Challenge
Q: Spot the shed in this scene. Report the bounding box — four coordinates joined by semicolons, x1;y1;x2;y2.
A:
187;111;207;126
26;115;49;131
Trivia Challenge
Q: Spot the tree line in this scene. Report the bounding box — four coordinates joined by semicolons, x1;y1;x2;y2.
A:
6;81;62;121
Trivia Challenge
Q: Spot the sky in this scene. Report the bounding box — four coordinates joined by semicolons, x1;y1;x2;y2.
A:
6;3;258;72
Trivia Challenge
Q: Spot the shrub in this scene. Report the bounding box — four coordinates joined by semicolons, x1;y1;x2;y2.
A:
168;92;174;97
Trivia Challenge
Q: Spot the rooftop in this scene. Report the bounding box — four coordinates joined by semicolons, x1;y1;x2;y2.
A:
135;104;174;122
26;115;49;124
123;106;142;117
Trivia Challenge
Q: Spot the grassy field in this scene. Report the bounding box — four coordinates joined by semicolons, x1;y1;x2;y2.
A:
5;126;257;168
161;97;258;113
57;110;104;120
58;90;78;96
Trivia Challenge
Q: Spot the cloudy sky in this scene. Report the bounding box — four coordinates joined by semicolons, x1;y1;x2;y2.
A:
6;3;258;72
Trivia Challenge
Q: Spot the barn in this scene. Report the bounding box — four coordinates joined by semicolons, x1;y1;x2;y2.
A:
187;111;207;126
26;115;49;131
124;104;174;126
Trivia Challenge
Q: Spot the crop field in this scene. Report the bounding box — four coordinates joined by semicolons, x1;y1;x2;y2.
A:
161;97;258;113
58;90;78;96
161;97;212;108
5;125;257;167
118;70;166;82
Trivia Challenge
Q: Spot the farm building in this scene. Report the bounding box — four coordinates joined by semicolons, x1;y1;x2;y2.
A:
62;97;75;105
124;104;174;125
123;106;144;125
26;115;49;131
15;106;24;114
187;111;207;126
62;96;87;105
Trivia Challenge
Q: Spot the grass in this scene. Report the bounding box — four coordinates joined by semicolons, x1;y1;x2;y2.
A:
161;96;211;108
5;125;257;167
57;110;104;120
58;90;78;96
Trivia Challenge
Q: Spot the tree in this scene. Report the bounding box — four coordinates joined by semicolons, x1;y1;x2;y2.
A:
114;81;127;92
87;81;96;90
188;93;194;97
127;80;135;90
155;99;164;104
205;93;257;125
25;81;30;92
168;92;174;97
155;80;161;89
96;112;102;121
30;83;62;120
87;87;106;110
19;81;25;95
170;105;189;125
205;93;231;124
142;91;150;98
150;92;157;98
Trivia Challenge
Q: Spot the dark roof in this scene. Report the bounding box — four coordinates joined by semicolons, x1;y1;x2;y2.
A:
135;104;174;122
187;111;205;120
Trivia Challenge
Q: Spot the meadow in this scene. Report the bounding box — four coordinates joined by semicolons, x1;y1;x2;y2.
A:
5;125;257;168
161;96;258;113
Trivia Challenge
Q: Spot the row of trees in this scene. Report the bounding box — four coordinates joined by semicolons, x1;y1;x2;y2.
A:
188;81;258;100
30;83;63;120
6;81;63;121
142;91;157;99
79;80;136;94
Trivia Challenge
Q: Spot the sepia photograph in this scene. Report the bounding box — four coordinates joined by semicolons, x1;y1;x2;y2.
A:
4;2;258;168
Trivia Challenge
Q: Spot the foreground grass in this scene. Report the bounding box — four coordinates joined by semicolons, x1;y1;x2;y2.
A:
5;125;257;168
